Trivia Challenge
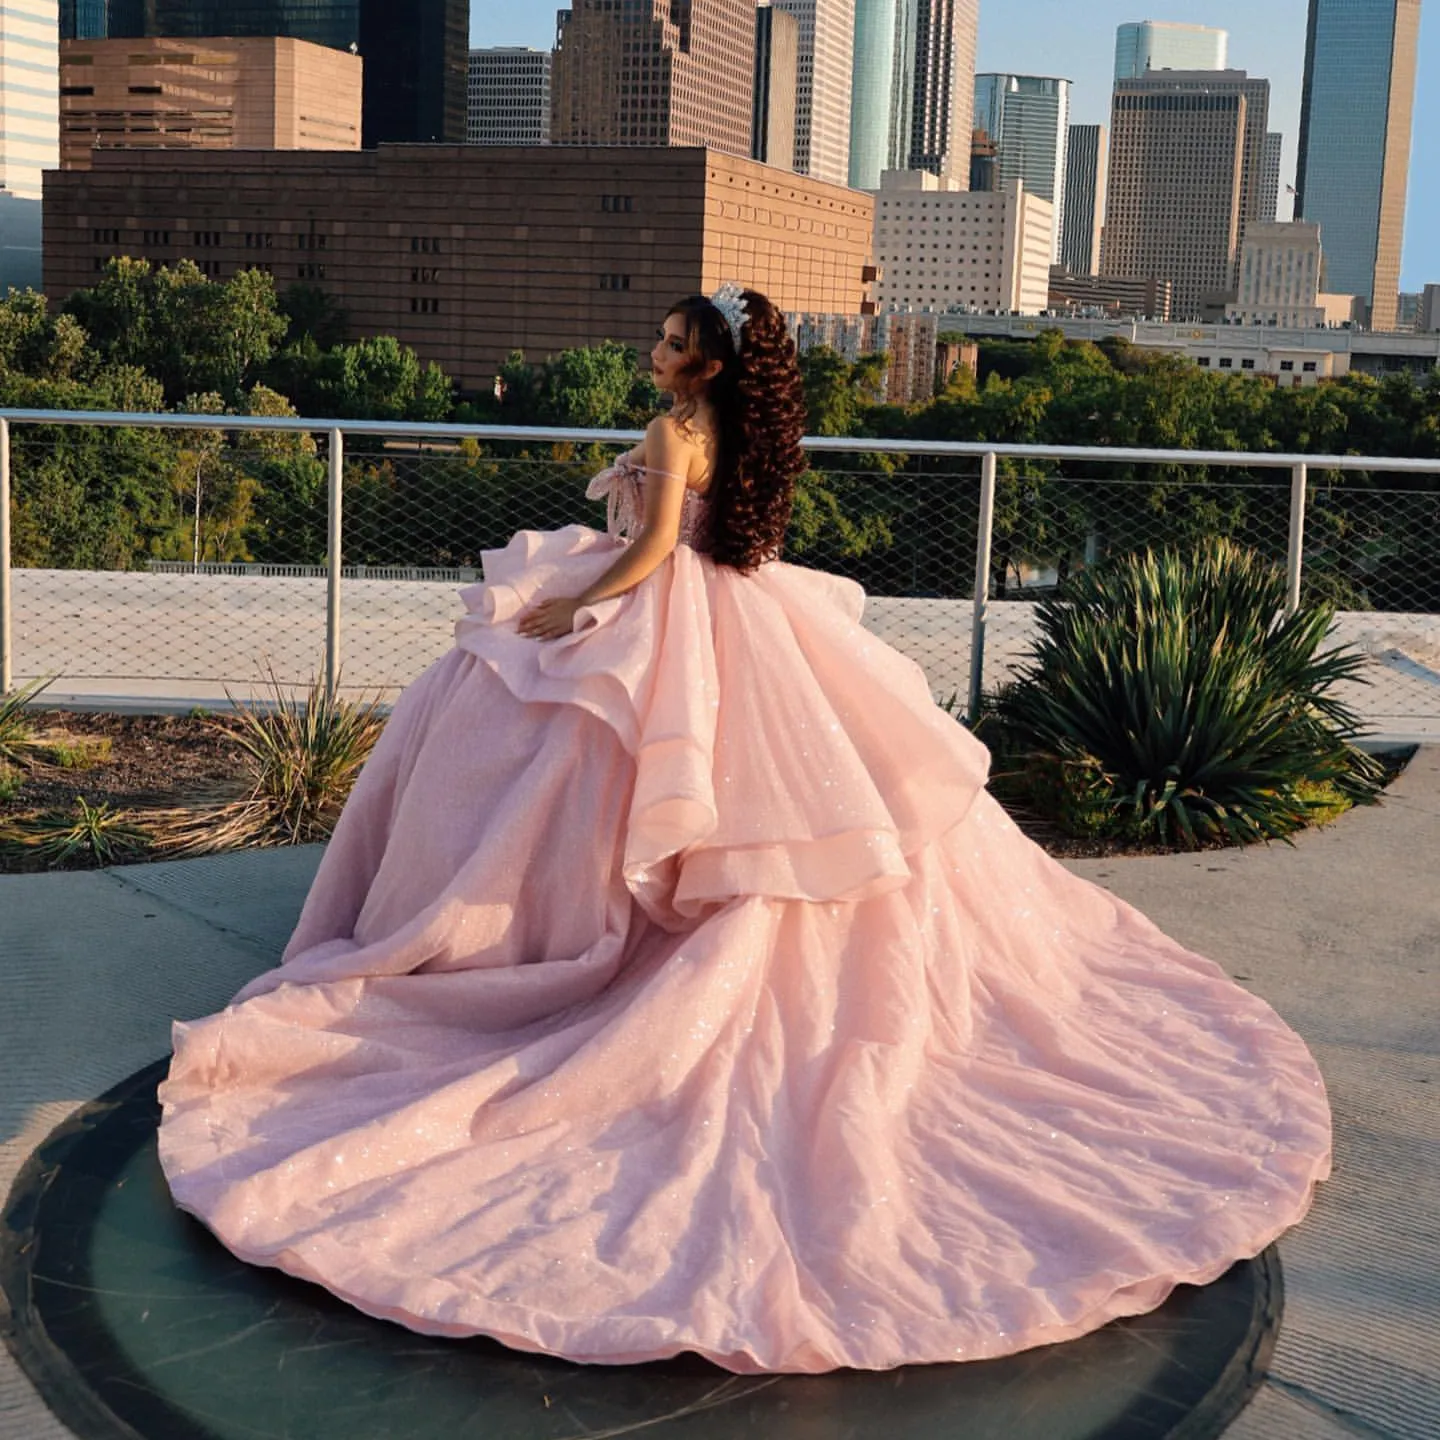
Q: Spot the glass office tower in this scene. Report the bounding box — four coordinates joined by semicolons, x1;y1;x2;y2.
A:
1114;21;1227;80
58;0;466;145
848;0;915;190
1295;0;1420;329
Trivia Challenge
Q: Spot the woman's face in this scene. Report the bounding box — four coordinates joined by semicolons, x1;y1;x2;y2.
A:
650;313;691;395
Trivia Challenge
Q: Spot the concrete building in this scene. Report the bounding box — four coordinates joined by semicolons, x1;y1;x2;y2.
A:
1395;291;1422;330
60;1;467;147
1048;268;1172;321
909;0;979;183
0;0;58;292
874;172;1053;316
969;127;997;191
787;310;940;402
469;48;551;146
848;0;915;190
940;309;1440;380
1102;72;1273;319
552;0;756;163
1113;20;1227;79
1420;284;1440;333
769;0;855;185
1225;221;1328;326
1295;0;1421;331
1261;131;1283;222
753;3;798;170
973;74;1069;261
43;146;876;391
1060;123;1107;276
59;37;362;169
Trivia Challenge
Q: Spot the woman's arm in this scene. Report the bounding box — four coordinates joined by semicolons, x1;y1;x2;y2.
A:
518;418;690;640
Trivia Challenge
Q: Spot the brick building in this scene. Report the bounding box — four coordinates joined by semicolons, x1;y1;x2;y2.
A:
59;37;362;169
43;146;876;393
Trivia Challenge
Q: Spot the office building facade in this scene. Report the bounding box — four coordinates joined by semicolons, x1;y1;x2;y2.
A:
1295;0;1421;330
753;3;799;170
0;0;57;291
848;0;915;189
60;36;361;168
469;48;551;146
1113;21;1227;79
1059;123;1107;276
1261;131;1283;222
59;1;467;146
973;74;1070;260
909;0;979;182
874;172;1053;315
1102;83;1247;320
552;0;756;162
767;0;854;185
44;146;875;389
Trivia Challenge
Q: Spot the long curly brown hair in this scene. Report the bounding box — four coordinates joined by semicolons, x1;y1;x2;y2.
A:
664;289;807;571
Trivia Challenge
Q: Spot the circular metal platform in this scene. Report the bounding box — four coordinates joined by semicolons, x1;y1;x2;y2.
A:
2;1063;1281;1440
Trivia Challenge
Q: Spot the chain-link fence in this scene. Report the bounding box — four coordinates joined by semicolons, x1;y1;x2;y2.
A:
3;413;1440;739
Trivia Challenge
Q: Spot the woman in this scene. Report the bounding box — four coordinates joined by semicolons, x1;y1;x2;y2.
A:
159;287;1331;1375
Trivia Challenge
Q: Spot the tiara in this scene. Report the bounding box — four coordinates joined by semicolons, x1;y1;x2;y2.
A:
709;282;750;354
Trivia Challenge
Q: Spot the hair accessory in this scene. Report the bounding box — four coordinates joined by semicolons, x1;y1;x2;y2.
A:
709;282;750;355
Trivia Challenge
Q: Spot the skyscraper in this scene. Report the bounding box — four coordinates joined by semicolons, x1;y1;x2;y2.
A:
1127;70;1271;275
469;48;552;146
1060;123;1107;276
754;3;799;171
0;0;57;289
973;74;1070;260
551;0;756;159
1295;0;1421;330
1101;81;1247;320
770;0;855;185
1261;131;1283;221
1114;20;1227;79
59;1;467;145
848;0;915;190
909;0;979;182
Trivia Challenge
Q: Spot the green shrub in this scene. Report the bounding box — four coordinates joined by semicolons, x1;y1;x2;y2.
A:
991;538;1385;847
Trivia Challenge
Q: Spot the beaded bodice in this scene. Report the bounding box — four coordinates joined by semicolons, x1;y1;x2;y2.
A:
585;459;715;553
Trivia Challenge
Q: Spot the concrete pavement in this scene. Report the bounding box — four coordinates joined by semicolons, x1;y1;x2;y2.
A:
1;754;1437;1439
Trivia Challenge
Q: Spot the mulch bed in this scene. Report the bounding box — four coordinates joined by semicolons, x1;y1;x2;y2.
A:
0;709;1413;875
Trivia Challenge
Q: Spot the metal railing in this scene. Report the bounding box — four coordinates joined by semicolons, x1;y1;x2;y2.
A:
3;409;1440;736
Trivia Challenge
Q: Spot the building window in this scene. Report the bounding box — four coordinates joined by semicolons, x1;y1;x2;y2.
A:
193;231;221;247
410;297;441;314
1196;355;1211;366
411;267;441;283
244;232;273;249
92;227;120;244
1279;360;1294;372
298;263;326;280
598;274;631;290
1241;358;1255;370
297;233;328;251
410;236;442;254
198;259;222;278
1219;357;1233;369
143;229;171;246
601;195;635;213
1302;361;1317;372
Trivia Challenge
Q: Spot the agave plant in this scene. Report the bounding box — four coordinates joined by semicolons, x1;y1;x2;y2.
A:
992;538;1386;848
152;669;387;853
0;676;53;766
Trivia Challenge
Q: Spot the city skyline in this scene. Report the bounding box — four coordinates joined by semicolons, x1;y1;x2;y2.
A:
474;0;1439;292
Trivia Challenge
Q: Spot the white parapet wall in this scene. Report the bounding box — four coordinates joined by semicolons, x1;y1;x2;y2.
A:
8;571;1440;740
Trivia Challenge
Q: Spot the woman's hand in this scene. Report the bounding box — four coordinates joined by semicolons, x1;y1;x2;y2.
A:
517;596;584;641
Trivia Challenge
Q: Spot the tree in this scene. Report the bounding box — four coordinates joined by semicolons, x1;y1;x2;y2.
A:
539;341;639;428
0;290;92;381
312;334;454;422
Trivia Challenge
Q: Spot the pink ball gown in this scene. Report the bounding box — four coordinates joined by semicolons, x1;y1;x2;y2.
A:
158;460;1332;1374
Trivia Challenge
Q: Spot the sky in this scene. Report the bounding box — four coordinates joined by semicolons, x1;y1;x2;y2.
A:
472;0;1440;292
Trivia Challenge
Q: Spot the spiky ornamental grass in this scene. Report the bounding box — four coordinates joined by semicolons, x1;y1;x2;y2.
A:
991;538;1386;848
151;670;387;854
0;676;52;766
2;798;151;868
